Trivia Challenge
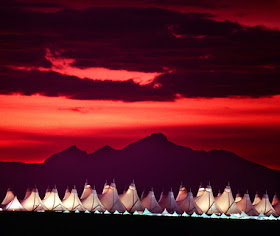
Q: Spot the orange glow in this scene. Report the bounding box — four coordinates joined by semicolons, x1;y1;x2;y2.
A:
1;94;280;133
1;94;280;169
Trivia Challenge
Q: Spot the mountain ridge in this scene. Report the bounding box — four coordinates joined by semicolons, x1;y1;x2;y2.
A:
0;133;279;200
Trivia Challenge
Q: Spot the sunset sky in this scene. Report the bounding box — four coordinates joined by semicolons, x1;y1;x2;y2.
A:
1;0;280;170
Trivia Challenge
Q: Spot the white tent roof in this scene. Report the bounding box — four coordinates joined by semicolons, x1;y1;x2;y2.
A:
215;191;221;201
195;185;222;215
42;187;67;211
215;185;241;215
81;186;106;212
80;182;92;200
1;188;15;206
43;187;51;200
21;187;48;212
272;194;279;206
141;189;162;213
159;190;182;214
5;196;26;211
62;186;86;211
99;182;126;213
273;201;280;215
236;193;258;216
235;192;242;203
254;193;278;216
102;182;110;195
252;193;261;206
120;182;144;213
177;191;203;215
196;185;205;197
62;187;71;201
23;188;32;200
176;185;188;202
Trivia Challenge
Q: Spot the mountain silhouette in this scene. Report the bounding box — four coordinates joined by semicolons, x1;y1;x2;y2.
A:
0;133;279;200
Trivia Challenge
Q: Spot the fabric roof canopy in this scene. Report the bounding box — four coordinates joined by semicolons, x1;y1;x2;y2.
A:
1;188;15;206
21;187;48;212
159;190;182;214
62;186;86;211
141;189;162;213
81;185;106;212
236;192;258;216
42;187;67;211
80;182;92;201
176;185;188;202
195;185;222;215
272;194;279;206
100;182;126;213
120;182;144;213
235;192;242;203
273;201;280;215
215;185;241;215
5;196;25;211
254;194;278;216
252;193;261;206
62;187;71;201
177;191;203;215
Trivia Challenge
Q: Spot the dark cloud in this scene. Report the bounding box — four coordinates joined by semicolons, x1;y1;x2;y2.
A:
1;3;280;101
0;67;175;101
154;69;280;98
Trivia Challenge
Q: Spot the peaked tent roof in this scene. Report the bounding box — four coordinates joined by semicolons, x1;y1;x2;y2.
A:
21;187;48;212
159;190;182;214
42;187;67;211
62;187;86;211
43;187;51;200
178;191;203;215
62;187;71;201
235;192;242;203
176;185;188;202
195;185;222;215
273;201;280;215
215;191;221;201
99;182;126;213
252;193;261;206
81;186;106;212
80;182;92;200
141;189;162;214
23;188;32;200
272;194;279;206
254;194;278;217
236;193;258;216
215;185;241;215
196;185;205;197
5;196;26;211
102;182;110;195
1;188;15;206
120;182;144;213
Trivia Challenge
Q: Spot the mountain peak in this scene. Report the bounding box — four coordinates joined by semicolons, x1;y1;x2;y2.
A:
92;145;116;154
66;145;79;150
122;133;170;151
88;145;117;159
44;145;87;164
150;133;168;142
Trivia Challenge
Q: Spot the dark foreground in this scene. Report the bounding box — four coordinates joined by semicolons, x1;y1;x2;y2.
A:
1;212;279;236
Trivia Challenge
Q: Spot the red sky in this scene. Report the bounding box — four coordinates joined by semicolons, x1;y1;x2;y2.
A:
1;0;280;170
